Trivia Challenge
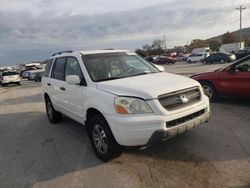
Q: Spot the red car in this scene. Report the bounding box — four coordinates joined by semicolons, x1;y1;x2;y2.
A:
155;56;176;64
191;55;250;101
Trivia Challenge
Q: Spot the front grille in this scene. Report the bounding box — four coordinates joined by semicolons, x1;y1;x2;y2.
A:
158;87;201;110
166;109;205;128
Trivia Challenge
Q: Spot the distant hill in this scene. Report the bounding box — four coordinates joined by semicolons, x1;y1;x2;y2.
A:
209;27;250;41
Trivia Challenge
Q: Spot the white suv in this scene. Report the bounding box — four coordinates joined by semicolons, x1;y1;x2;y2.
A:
42;50;210;161
187;53;208;63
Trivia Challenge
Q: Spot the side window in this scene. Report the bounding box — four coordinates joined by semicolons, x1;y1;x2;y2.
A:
51;57;67;81
44;59;54;77
235;59;250;72
65;57;84;79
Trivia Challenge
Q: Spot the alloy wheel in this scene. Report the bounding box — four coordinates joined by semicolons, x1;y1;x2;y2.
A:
92;124;108;154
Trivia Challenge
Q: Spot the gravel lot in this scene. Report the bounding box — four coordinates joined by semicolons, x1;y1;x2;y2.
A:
0;61;250;188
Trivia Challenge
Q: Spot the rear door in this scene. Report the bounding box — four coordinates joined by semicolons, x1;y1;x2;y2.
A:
50;57;67;110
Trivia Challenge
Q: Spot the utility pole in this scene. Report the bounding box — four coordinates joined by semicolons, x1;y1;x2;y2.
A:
163;35;167;54
236;5;246;49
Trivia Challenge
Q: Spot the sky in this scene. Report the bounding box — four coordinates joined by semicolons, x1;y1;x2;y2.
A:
0;0;250;65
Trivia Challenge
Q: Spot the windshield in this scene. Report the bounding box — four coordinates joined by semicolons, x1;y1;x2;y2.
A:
82;52;160;82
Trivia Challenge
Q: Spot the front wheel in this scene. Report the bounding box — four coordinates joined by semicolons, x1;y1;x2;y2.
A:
45;98;62;123
220;59;225;63
89;115;122;162
200;81;217;102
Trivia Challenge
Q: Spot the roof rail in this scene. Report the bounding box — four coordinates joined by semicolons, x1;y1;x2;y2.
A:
52;50;73;56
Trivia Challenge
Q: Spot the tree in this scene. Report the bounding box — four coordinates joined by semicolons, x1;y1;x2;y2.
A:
151;39;163;50
245;37;250;47
222;32;237;44
186;39;209;52
142;44;151;51
208;39;222;51
135;49;148;57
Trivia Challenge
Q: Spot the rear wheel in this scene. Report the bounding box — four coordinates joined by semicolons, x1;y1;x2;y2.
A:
200;81;217;102
45;97;62;123
188;60;192;64
220;59;225;63
88;114;122;162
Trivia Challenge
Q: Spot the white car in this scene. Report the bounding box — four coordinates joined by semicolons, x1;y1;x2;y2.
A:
187;53;209;63
42;50;210;161
0;71;20;86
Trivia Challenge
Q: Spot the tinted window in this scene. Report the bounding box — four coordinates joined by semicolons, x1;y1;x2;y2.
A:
3;72;19;76
65;57;84;79
44;59;54;77
235;58;250;72
51;57;66;81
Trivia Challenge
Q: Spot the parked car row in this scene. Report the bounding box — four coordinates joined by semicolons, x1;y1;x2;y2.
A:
185;52;236;64
145;55;176;65
202;52;236;64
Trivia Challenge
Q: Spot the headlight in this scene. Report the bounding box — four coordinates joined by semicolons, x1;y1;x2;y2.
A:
114;97;153;114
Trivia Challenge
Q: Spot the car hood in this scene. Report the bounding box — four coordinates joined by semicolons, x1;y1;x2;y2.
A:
96;72;200;99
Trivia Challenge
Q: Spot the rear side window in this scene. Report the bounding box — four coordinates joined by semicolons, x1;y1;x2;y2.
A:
44;59;54;77
3;72;19;76
51;57;67;81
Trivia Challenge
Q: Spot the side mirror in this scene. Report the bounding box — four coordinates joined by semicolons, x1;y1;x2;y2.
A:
229;66;236;73
66;75;80;85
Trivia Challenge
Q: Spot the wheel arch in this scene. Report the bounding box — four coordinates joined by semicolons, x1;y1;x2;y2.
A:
44;92;50;101
198;79;218;95
85;108;107;136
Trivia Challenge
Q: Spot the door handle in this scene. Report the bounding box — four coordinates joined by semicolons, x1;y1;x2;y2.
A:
47;83;51;86
60;87;65;91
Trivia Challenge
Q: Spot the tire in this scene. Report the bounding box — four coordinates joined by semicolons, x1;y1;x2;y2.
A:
188;60;192;64
200;81;217;102
203;61;207;64
17;82;21;86
88;114;122;162
220;59;225;63
45;97;62;123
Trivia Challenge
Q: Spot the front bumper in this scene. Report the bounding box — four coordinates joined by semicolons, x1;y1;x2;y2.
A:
105;103;210;146
146;111;210;145
1;80;20;84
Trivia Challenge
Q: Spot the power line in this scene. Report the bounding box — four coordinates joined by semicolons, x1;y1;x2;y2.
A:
236;5;246;48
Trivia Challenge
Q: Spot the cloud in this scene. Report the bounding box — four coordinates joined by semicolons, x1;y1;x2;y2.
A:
0;0;250;65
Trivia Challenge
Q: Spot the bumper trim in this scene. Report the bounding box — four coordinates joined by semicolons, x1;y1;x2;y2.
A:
146;111;211;145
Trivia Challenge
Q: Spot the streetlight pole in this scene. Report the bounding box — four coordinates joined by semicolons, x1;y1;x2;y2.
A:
163;35;167;54
236;5;246;49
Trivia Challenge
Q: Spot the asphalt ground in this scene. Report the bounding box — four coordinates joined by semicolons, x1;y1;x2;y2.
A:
0;61;249;188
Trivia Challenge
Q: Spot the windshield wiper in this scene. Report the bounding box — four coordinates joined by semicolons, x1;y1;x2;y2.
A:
132;71;153;77
97;77;121;82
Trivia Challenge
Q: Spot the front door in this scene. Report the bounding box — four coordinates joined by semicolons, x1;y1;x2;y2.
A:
63;56;86;122
218;57;250;97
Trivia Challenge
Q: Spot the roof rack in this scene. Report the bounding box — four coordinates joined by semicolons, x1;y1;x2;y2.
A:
52;50;73;56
